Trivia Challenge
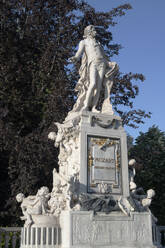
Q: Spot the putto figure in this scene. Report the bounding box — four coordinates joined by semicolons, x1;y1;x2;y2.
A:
16;186;50;226
69;25;118;116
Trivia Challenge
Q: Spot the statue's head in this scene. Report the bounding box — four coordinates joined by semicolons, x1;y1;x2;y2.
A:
83;25;96;38
16;193;25;203
129;159;136;166
37;186;49;196
48;132;57;141
147;189;155;199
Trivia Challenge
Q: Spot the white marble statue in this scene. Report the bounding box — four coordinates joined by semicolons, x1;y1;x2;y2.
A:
16;186;50;226
48;121;80;178
118;159;156;216
48;169;80;215
128;159;136;183
68;25;118;117
48;174;66;216
141;189;155;209
118;184;155;216
130;182;155;211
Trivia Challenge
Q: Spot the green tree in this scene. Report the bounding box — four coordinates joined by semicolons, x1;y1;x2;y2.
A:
130;126;165;225
0;0;150;225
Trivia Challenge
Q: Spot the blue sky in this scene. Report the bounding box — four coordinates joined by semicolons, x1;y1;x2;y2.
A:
85;0;165;140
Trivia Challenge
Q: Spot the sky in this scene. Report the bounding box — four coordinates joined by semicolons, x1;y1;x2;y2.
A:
85;0;165;140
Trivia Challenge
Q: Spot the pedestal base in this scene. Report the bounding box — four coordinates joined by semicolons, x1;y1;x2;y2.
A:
20;211;161;248
60;210;160;248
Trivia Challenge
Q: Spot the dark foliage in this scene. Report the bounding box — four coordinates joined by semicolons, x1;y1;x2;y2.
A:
129;126;165;225
0;0;150;225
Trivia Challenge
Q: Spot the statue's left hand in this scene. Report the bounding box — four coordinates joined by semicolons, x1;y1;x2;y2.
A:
69;56;78;63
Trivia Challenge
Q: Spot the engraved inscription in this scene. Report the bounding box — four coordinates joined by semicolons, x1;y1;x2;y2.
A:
93;145;115;169
87;136;121;194
95;158;115;164
92;167;116;181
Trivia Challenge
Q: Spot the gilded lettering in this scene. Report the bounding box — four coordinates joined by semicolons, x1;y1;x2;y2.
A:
94;158;115;164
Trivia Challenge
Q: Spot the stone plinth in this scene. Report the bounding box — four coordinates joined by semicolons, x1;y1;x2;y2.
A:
60;210;159;248
78;111;129;198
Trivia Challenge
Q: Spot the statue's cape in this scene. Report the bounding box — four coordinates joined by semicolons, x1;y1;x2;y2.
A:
65;53;118;121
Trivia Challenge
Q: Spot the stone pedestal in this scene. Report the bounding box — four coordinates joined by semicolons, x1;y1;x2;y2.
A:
77;111;129;198
60;210;159;248
19;112;161;248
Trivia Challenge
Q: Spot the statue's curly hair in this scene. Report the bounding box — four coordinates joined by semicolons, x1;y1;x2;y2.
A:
83;25;95;38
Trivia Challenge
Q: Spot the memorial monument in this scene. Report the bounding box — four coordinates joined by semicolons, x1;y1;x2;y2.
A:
17;25;161;248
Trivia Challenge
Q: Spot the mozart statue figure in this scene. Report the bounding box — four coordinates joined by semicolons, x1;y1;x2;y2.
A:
68;25;118;117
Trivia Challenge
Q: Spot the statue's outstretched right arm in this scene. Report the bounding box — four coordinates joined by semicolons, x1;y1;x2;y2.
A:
69;40;85;63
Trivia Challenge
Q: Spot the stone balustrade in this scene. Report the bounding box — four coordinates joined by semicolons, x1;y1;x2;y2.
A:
0;225;165;247
20;226;61;248
0;227;21;248
0;226;61;248
159;226;165;247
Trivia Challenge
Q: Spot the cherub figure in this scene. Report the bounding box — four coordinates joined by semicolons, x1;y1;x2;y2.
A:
130;182;155;211
141;189;155;209
128;159;136;183
16;186;50;226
